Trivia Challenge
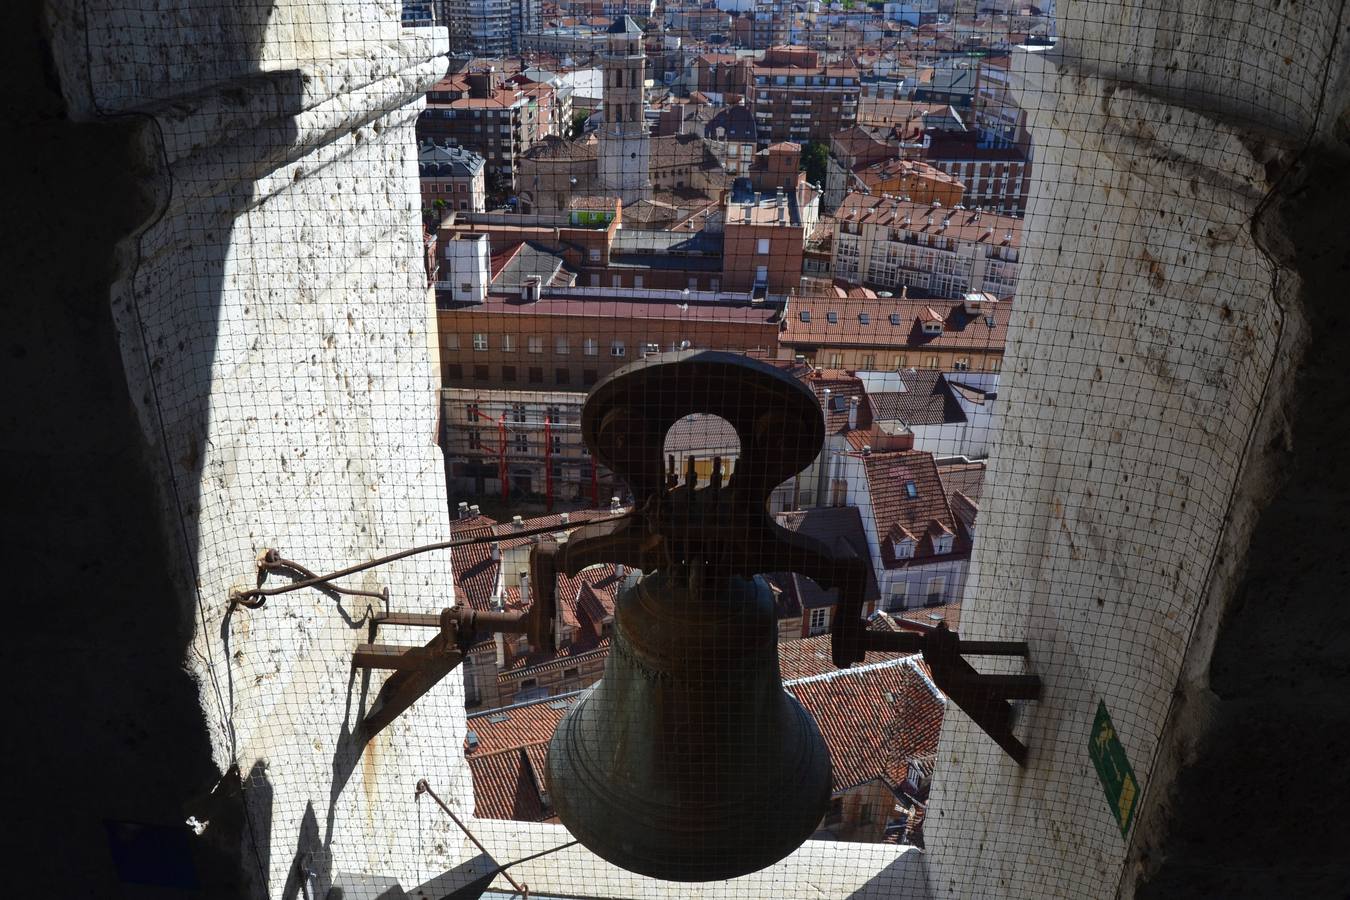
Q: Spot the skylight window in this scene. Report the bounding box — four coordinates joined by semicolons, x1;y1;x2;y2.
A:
859;313;870;325
800;310;811;322
905;481;918;498
890;313;901;325
827;311;839;324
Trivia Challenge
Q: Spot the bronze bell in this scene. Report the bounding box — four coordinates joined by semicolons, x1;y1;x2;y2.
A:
546;562;831;881
530;351;876;881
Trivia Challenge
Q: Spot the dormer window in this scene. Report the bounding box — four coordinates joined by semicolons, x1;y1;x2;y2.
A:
889;313;901;325
933;533;954;554
923;321;943;334
893;537;916;559
858;313;870;325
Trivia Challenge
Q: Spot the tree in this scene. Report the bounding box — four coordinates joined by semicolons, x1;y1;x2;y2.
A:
800;141;829;187
570;110;591;138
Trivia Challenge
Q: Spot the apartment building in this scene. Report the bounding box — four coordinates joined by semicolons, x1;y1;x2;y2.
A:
831;192;1021;298
440;0;541;56
419;142;487;213
779;291;1008;374
418;68;557;185
923;129;1031;215
750;46;860;146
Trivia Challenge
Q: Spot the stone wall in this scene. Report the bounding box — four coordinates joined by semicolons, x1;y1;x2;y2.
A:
921;1;1347;896
27;2;476;895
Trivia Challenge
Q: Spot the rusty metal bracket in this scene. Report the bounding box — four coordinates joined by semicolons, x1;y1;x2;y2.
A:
866;622;1039;765
354;606;544;738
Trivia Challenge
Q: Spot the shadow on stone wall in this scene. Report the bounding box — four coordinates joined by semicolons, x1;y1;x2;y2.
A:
3;1;300;894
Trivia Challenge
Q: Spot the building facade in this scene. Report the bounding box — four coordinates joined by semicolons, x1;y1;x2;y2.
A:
750;46;860;146
419;142;487;213
831;193;1022;299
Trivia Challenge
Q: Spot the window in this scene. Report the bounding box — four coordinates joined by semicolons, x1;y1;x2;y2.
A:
861;354;876;369
511;403;526;423
583;338;598;356
473;364;489;381
954;357;970;371
528;366;543;383
893;354;907;369
922;321;943;335
502;334;514;352
905;480;918;498
473;333;488;351
799;310;811;322
826;311;838;324
444;363;462;381
555;368;570;385
501;365;516;382
643;342;660;357
545;405;561;423
514;433;529;453
925;576;947;606
612;275;622;288
828;352;843;368
610;340;626;357
757;238;770;254
988;357;1002;372
634;275;644;289
467;430;481;450
925;356;939;369
443;333;460;351
555;335;569;355
551;434;563;454
527;336;543;353
858;313;870;325
808;607;829;635
466;403;479;423
889;583;908;608
934;533;954;554
894;538;915;560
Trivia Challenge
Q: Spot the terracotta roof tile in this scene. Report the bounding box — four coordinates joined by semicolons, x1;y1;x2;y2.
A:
468;747;550;821
858;450;966;568
786;657;945;793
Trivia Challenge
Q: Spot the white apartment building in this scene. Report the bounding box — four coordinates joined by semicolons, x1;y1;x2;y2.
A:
832;192;1021;298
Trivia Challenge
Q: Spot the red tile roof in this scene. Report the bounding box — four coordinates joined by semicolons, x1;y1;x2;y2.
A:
467;747;551;821
776;633;912;680
786;657;945;793
857;449;966;568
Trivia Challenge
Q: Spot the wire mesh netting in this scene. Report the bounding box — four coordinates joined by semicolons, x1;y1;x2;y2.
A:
68;0;1346;896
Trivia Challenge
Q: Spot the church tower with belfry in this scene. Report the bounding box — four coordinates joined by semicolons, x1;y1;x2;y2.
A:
597;15;652;207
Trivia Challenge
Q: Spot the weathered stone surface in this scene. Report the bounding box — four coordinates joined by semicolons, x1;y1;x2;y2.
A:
922;45;1312;899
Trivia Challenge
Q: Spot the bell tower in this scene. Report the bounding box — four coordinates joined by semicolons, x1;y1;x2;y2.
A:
597;15;651;207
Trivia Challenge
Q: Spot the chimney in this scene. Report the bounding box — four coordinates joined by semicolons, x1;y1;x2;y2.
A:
490;541;502;561
519;570;531;604
610;496;622;512
560;511;570;525
862;443;872;455
622;568;642;593
900;285;908;300
495;631;509;667
522;275;542;302
465;730;480;752
512;514;524;529
848;396;860;429
470;504;481;516
458;501;469;518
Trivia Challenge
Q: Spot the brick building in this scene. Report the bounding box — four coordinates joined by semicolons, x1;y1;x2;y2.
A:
923;129;1031;215
418;68;558;187
419;142;487;214
750;47;860;146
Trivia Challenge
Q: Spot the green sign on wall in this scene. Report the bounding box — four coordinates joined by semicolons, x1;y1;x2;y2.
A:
1089;700;1140;838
